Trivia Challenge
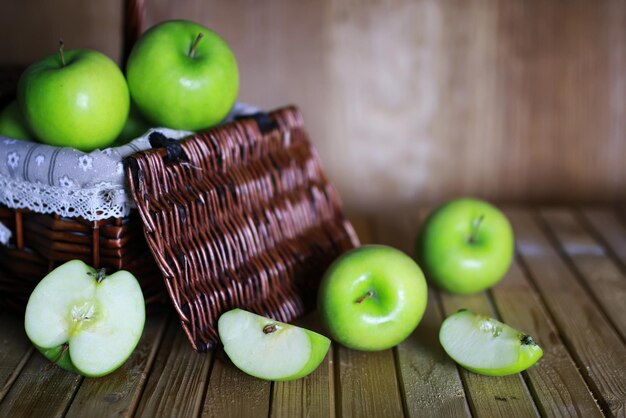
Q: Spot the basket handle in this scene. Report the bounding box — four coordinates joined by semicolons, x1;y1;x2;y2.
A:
122;0;145;65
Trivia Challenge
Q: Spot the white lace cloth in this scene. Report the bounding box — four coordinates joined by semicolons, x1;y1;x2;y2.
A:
0;103;259;245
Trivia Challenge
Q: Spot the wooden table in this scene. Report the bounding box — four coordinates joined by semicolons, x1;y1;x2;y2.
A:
1;206;625;417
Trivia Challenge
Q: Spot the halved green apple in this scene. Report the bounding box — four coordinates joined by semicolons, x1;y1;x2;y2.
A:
218;309;331;381
24;260;145;377
439;309;543;376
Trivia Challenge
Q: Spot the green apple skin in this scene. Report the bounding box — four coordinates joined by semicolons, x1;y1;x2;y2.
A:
113;103;151;145
440;309;543;376
317;245;428;351
416;198;514;294
18;49;129;151
0;101;34;141
218;309;331;381
24;260;145;377
126;20;239;131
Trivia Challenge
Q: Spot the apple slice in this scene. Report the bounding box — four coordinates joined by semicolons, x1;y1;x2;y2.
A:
24;260;145;377
218;309;331;381
439;309;543;376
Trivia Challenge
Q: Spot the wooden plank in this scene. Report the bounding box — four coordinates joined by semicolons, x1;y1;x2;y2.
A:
491;261;603;417
439;293;540;418
0;313;34;403
134;316;213;418
581;207;626;271
333;216;405;418
540;208;626;340
0;350;82;417
508;209;626;417
372;213;471;418
64;311;169;418
269;311;335;418
202;349;271;418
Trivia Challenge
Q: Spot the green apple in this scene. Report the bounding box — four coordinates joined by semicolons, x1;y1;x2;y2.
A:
18;44;129;151
317;245;428;351
218;309;330;381
113;103;151;145
0;100;34;141
24;260;145;377
440;309;543;376
416;198;514;294
126;20;239;131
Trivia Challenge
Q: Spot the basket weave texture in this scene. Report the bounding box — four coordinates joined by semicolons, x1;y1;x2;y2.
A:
126;106;358;351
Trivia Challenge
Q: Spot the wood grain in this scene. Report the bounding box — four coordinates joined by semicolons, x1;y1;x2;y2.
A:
2;1;626;209
202;350;271;418
0;351;82;417
64;311;169;418
581;207;626;271
508;209;626;417
372;214;471;418
539;208;626;340
491;262;603;417
134;316;213;417
0;313;33;403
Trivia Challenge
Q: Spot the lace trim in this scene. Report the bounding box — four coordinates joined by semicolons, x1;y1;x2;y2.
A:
0;174;132;221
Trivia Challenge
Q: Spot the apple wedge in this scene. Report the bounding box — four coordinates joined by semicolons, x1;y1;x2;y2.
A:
218;309;331;381
439;309;543;376
24;260;145;377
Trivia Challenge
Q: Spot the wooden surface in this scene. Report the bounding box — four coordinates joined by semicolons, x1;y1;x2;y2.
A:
2;1;626;210
1;205;625;417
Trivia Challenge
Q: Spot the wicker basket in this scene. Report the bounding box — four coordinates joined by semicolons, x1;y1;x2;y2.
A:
126;107;358;351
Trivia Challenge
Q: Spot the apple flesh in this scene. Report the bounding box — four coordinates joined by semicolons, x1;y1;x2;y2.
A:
218;309;330;381
24;260;145;377
439;309;543;376
317;245;428;351
417;198;514;294
0;100;34;141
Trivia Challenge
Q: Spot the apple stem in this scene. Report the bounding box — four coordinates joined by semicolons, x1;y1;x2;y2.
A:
355;290;374;304
520;334;537;346
263;324;278;334
44;343;69;372
58;38;66;67
468;214;485;244
188;32;204;58
95;268;106;283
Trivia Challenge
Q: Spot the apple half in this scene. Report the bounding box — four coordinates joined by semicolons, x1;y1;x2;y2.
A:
439;309;543;376
218;309;331;381
24;260;145;377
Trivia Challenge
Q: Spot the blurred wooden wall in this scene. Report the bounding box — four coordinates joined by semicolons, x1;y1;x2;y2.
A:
2;0;625;212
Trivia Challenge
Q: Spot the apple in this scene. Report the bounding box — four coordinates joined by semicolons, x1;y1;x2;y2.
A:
126;20;239;131
317;245;428;351
218;309;330;381
440;309;543;376
0;100;34;141
24;260;145;377
113;103;151;146
18;42;129;151
416;198;514;294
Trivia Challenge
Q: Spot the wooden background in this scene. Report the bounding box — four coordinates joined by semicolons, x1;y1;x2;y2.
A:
1;0;625;212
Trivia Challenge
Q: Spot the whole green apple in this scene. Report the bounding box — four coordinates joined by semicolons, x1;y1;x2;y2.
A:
0;100;34;141
126;20;239;131
317;245;428;351
416;198;514;294
18;45;129;151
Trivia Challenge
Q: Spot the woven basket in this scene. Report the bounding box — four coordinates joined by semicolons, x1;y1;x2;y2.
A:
126;107;358;351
